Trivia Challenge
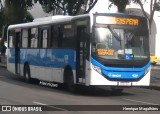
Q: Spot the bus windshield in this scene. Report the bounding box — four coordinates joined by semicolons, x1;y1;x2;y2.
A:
92;26;149;60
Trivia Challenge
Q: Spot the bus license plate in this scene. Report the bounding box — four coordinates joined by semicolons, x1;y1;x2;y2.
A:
119;82;131;86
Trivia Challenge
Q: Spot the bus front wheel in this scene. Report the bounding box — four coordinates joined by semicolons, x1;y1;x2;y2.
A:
67;75;77;93
24;64;31;83
64;69;77;93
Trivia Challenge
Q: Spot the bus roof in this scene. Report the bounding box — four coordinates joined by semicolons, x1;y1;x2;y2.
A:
8;13;146;30
8;14;90;30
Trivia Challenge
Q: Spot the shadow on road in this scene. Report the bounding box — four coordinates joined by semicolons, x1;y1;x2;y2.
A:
72;86;134;97
0;67;134;97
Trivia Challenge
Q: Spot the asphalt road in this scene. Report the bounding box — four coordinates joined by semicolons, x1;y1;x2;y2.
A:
0;67;160;114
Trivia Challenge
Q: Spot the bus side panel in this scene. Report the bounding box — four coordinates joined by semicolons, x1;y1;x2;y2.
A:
29;65;52;81
20;48;76;83
7;48;16;74
7;63;15;74
20;64;24;76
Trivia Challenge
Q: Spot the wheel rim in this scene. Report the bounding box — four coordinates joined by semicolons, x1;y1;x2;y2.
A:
26;72;29;80
24;66;30;82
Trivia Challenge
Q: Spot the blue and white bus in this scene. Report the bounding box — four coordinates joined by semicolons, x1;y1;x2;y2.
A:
7;13;150;93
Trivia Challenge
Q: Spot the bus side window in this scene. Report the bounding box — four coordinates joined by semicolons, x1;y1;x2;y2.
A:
28;28;31;48
22;29;28;48
42;29;48;48
50;26;54;47
47;27;51;48
58;26;63;48
31;27;38;48
51;25;59;48
62;24;74;48
8;30;15;48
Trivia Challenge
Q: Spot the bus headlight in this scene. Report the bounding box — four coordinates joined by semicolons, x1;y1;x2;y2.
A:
92;65;102;74
145;67;150;75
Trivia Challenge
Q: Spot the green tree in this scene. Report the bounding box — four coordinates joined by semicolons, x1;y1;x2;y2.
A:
0;0;34;48
24;11;34;23
34;0;98;15
0;0;5;48
4;0;33;24
109;0;129;12
0;0;4;31
0;11;4;32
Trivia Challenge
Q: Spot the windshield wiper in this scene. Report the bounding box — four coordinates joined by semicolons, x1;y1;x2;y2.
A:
107;25;121;42
125;30;137;47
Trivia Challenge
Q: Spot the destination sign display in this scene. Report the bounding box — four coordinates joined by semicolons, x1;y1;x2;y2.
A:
96;16;139;26
97;49;115;56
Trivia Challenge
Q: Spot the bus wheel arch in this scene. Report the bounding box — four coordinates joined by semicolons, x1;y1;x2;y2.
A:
23;63;31;83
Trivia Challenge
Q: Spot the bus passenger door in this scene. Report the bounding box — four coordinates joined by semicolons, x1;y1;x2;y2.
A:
15;32;21;74
76;27;87;84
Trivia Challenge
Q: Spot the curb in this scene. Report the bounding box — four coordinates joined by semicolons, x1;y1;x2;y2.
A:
151;67;160;70
147;85;160;91
140;85;160;91
154;63;160;66
151;65;160;70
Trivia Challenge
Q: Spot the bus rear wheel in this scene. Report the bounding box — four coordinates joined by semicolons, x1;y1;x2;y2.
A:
24;64;31;83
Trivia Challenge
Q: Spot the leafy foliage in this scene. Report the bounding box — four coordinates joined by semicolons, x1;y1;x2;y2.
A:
34;0;98;15
154;0;160;11
3;0;33;24
0;0;34;45
109;0;129;12
0;11;4;31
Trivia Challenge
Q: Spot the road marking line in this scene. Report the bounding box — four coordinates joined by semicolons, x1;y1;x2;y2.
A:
33;101;68;111
123;98;159;105
33;101;47;105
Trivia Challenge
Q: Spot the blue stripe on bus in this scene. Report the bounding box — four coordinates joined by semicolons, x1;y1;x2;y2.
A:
8;49;76;69
91;57;150;80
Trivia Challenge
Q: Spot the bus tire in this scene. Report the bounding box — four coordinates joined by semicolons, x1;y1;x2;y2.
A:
67;75;77;93
24;64;31;83
64;69;77;93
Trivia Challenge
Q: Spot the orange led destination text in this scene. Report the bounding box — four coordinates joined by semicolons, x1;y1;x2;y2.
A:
97;49;115;56
115;18;139;26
